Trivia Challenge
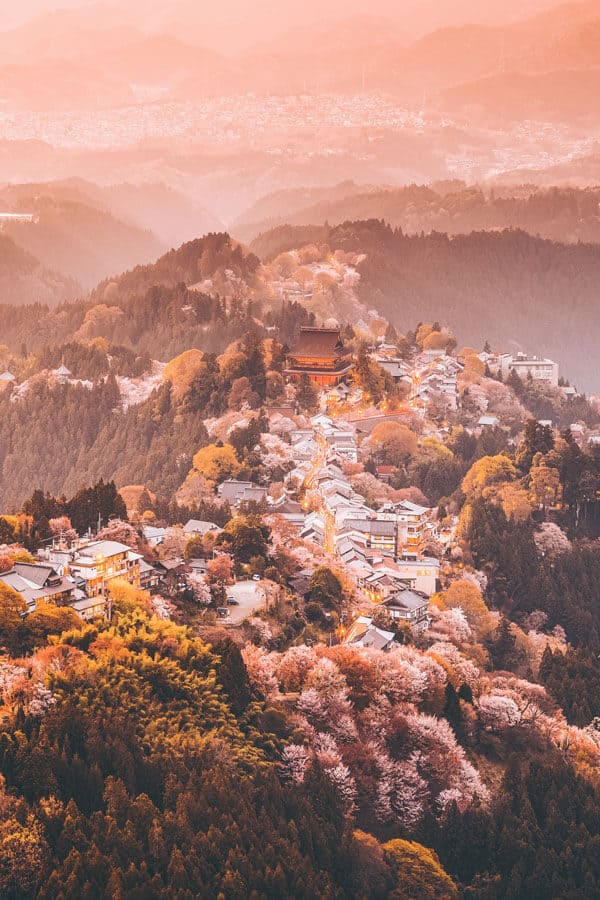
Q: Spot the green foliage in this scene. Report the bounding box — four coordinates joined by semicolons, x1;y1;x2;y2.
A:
465;498;539;611
0;611;359;898
36;341;151;381
217;515;271;565
436;755;600;898
540;646;600;726
515;419;555;473
295;373;319;413
308;566;343;611
21;480;127;546
315;220;600;392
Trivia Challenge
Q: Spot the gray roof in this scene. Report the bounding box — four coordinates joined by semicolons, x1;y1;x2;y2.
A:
71;596;106;614
396;557;439;568
384;589;428;611
0;565;75;609
351;624;395;650
75;540;131;560
342;519;396;537
183;519;221;535
155;557;185;571
13;562;56;587
240;487;268;501
218;480;267;504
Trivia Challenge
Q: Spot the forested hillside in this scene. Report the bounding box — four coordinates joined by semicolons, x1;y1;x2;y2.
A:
3;221;600;390
0;607;376;897
3;196;164;290
253;220;600;391
0;233;268;359
238;183;600;246
0;296;312;508
0;233;79;307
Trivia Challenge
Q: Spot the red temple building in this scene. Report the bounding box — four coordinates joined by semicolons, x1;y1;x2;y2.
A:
285;327;354;387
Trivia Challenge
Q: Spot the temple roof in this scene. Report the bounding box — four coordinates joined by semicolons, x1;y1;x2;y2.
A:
289;327;349;359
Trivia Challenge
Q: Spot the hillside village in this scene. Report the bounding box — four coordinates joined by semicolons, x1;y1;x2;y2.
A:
1;320;598;654
1;283;600;900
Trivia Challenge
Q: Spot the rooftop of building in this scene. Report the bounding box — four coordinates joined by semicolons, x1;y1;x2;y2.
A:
288;327;350;359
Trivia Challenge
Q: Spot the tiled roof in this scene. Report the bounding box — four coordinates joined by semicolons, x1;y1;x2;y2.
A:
289;327;349;358
342;519;396;537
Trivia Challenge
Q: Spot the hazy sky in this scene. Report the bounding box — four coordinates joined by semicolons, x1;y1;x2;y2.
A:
5;0;560;46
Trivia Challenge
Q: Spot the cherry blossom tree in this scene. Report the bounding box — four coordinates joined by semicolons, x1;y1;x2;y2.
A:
374;749;429;830
276;645;318;692
241;645;279;699
282;744;309;784
478;694;522;732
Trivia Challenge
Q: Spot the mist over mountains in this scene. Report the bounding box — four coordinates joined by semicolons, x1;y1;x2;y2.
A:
0;0;598;225
0;0;599;392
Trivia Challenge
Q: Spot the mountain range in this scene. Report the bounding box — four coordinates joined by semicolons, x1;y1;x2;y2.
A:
0;178;222;293
0;1;597;110
235;181;600;245
2;217;600;391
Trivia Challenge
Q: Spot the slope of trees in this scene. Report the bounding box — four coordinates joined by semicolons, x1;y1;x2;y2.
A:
0;379;209;510
0;233;79;308
3;195;164;290
244;183;600;248
0;604;466;898
253;220;600;391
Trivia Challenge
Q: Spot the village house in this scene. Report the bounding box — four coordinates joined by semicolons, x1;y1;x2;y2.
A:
153;558;189;593
362;570;408;603
477;415;501;429
338;518;397;556
381;588;430;632
324;432;358;462
0;562;77;613
392;557;440;597
71;595;107;620
569;423;586;448
218;480;268;507
300;512;326;544
268;496;305;526
346;616;395;651
393;499;432;561
139;559;160;591
413;370;458;411
183;519;222;538
375;356;412;387
285;327;354;387
66;539;142;598
142;525;168;547
0;371;16;389
290;435;319;461
326;381;352;404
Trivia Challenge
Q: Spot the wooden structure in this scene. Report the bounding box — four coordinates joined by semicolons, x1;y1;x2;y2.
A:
285;327;354;386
